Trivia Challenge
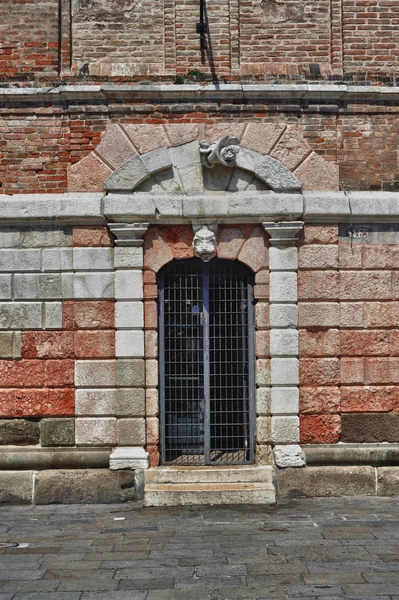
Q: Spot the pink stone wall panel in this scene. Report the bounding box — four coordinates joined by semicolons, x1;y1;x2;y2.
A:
300;227;399;445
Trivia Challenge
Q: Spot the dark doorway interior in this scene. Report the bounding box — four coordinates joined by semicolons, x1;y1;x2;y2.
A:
158;258;255;465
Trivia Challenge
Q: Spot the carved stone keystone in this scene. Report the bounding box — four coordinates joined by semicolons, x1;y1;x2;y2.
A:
192;225;217;262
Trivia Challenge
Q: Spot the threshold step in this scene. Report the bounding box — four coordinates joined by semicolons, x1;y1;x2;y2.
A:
144;482;276;506
145;465;274;485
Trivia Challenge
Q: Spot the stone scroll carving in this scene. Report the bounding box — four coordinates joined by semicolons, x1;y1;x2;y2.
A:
192;225;217;262
199;136;240;168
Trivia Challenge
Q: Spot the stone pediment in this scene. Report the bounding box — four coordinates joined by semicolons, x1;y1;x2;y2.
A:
104;139;302;194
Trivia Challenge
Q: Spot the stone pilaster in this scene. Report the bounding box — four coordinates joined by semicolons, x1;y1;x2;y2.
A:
108;223;149;471
263;222;306;468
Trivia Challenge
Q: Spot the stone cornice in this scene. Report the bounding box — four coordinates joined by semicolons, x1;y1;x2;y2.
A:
0;191;399;224
0;84;398;104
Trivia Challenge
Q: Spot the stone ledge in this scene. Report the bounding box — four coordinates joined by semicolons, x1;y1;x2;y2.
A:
0;468;136;505
0;191;399;224
278;466;376;497
0;84;398;104
0;447;112;470
0;194;104;224
278;465;399;498
304;443;399;466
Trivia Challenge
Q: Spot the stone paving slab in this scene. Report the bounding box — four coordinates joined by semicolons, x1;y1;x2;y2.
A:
1;498;399;598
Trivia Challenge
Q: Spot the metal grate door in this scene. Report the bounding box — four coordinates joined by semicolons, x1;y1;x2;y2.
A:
158;258;255;465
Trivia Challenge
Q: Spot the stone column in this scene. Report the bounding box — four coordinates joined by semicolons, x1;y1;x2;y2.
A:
108;223;149;473
262;222;305;468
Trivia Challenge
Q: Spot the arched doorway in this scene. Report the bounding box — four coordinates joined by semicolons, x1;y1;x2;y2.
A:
158;258;255;466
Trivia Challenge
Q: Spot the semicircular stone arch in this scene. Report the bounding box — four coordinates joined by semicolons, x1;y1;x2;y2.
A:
104;141;302;193
67;123;339;193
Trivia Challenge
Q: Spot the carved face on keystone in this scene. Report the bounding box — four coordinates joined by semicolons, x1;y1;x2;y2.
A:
220;145;239;165
193;227;216;262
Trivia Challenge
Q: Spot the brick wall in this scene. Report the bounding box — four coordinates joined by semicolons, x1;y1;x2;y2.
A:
343;0;399;75
0;0;59;80
1;114;398;196
2;0;398;81
299;224;399;444
71;0;166;77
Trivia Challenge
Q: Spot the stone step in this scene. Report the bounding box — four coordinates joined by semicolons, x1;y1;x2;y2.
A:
144;482;276;506
145;465;274;485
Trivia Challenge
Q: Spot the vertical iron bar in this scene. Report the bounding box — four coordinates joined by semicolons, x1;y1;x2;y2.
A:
203;263;210;464
247;274;256;463
159;273;166;464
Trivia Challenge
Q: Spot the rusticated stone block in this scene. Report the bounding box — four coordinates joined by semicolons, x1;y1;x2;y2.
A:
294;152;339;192
377;467;399;496
0;388;74;418
340;271;392;300
0;332;21;358
298;271;339;301
216;227;245;259
45;360;74;387
74;330;115;358
340;358;365;384
300;415;341;444
362;244;392;269
0;419;39;445
255;302;269;329
76;389;116;416
0;471;33;504
144;300;157;329
237;226;268;273
116;417;146;445
34;469;135;504
70;300;115;330
298;245;338;269
68;153;112;193
303;225;338;245
341;414;399;443
364;301;398;328
300;387;340;414
241;122;285;155
95;123;137;170
76;417;116;446
364;357;393;385
146;416;159;445
278;466;376;498
40;418;75;447
299;329;340;357
340;302;364;328
300;358;340;386
162;225;194;259
116;388;145;417
341;386;399;413
338;245;362;269
21;331;74;359
144;227;174;272
271;126;311;171
0;359;46;387
340;329;390;356
299;302;339;328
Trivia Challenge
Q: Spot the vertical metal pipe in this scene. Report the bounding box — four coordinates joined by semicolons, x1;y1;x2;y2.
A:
203;263;210;464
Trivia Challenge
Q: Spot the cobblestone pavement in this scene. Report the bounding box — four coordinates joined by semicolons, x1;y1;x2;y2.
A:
0;497;399;599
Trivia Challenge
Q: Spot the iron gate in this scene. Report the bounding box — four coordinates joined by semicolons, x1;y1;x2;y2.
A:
158;258;255;465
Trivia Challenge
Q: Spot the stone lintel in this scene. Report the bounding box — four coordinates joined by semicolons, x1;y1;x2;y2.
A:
109;223;149;246
263;221;304;246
